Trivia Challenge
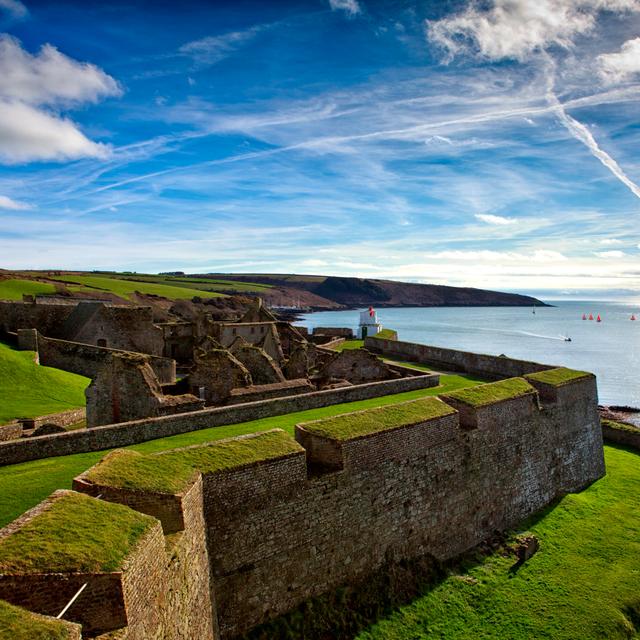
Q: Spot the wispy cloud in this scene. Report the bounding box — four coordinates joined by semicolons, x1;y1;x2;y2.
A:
328;0;361;17
179;25;265;67
596;250;626;258
475;213;517;225
0;0;28;20
0;194;30;209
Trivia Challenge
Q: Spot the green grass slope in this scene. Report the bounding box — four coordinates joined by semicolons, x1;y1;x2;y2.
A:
0;279;56;300
0;341;89;424
357;445;640;640
0;373;482;527
54;274;227;300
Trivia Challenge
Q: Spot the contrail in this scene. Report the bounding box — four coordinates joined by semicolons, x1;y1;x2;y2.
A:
546;89;640;201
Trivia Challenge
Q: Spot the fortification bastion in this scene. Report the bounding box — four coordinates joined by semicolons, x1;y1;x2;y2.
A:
0;362;605;639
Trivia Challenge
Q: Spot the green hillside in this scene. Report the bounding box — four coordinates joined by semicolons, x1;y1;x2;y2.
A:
53;274;228;300
357;446;640;640
0;341;89;424
0;279;56;300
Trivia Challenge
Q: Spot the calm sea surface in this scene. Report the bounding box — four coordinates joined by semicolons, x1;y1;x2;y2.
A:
296;301;640;407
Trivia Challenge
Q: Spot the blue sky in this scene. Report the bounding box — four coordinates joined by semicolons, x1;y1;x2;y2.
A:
0;0;639;300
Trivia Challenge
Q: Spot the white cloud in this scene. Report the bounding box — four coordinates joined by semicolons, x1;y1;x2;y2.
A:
475;213;517;225
0;35;120;164
0;35;120;106
0;100;110;164
0;194;30;210
329;0;361;16
179;26;264;66
0;0;27;19
427;0;640;62
596;250;626;258
599;238;622;245
599;37;640;82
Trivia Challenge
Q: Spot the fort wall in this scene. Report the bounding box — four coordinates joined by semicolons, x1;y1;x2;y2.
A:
0;373;438;466
0;368;605;639
602;421;640;451
204;374;603;637
365;336;555;379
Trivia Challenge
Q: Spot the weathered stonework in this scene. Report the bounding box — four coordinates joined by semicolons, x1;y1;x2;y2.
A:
0;365;605;639
317;348;399;385
86;353;202;427
228;337;285;385
189;345;252;405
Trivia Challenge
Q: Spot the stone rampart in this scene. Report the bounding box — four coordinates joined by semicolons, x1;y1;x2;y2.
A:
0;373;438;465
50;371;604;639
365;336;555;379
602;421;640;451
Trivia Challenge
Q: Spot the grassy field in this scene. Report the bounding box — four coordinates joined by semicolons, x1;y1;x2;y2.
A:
0;279;56;300
357;444;640;640
0;373;483;527
0;341;89;424
1;271;277;302
53;274;228;300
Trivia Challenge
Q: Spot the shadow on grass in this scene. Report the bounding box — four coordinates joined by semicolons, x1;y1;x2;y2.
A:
241;530;527;640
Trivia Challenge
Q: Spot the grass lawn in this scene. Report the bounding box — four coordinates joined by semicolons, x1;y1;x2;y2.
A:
52;274;227;300
357;444;640;640
0;341;89;424
0;373;483;527
333;339;365;351
0;279;56;300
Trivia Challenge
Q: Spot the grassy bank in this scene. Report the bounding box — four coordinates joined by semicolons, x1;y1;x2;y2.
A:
0;373;483;527
0;341;89;424
357;445;640;640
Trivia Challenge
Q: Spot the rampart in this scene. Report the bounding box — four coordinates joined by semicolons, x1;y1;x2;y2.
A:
365;336;555;379
0;368;605;639
601;420;640;451
0;373;438;466
17;330;175;384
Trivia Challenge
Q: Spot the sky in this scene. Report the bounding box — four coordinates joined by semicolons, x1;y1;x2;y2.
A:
0;0;639;300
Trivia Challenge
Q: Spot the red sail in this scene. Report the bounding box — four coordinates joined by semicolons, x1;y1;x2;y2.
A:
596;314;601;322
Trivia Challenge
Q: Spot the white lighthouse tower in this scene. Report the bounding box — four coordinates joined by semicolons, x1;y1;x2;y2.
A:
357;306;382;339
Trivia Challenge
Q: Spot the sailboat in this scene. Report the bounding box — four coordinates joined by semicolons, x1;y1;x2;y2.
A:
596;314;602;323
589;313;594;321
582;313;587;320
632;314;637;321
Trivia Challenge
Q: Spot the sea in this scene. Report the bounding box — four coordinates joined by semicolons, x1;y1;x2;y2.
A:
296;301;640;408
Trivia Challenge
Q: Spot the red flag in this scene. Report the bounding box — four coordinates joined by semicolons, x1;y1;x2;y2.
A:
369;306;374;317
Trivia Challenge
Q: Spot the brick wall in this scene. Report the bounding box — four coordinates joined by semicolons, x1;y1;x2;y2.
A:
602;422;640;451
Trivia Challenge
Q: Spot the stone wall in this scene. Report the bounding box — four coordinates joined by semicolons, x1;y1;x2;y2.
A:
32;332;175;384
1;300;164;356
0;373;438;466
602;421;640;451
205;374;603;638
0;423;22;441
86;353;202;427
365;337;555;379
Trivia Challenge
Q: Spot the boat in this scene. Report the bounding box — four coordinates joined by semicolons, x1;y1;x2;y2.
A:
589;313;594;321
596;314;602;323
582;313;587;320
632;314;637;321
564;337;572;342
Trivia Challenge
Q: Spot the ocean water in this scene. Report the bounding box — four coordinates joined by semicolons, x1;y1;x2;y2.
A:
296;301;640;407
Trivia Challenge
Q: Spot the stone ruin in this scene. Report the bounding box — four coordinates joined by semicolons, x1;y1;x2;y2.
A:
1;292;408;430
86;353;204;427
